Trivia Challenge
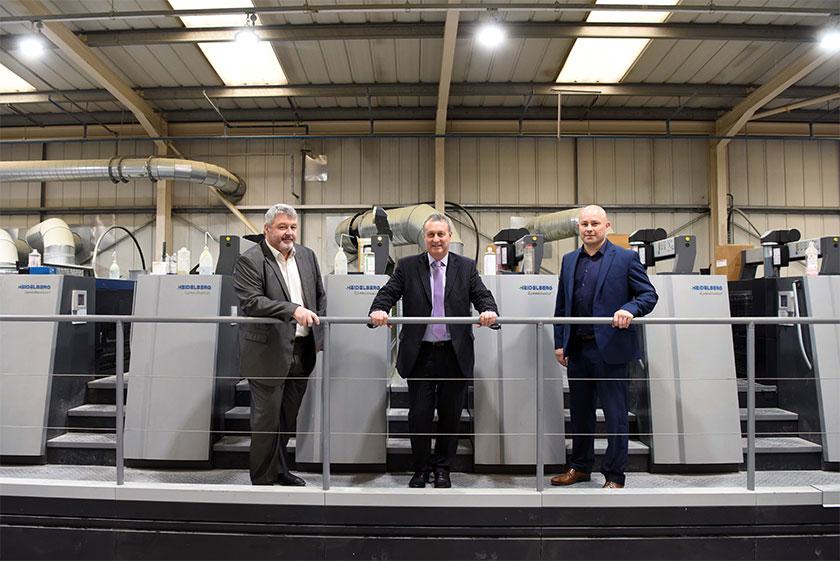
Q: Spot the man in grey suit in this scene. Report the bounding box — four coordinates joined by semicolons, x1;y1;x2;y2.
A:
234;204;325;486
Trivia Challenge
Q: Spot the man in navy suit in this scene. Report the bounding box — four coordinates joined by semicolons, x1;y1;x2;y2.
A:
551;205;657;489
369;213;498;489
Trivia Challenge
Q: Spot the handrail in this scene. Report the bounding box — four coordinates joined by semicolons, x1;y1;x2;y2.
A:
1;313;837;492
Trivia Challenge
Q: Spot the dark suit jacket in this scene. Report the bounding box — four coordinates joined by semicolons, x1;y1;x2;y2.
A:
234;240;326;385
369;252;497;379
554;239;658;365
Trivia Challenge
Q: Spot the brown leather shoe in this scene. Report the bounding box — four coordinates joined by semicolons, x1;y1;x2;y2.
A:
602;480;624;489
550;468;591;486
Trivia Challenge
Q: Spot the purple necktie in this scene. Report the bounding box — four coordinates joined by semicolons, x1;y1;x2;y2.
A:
431;260;447;340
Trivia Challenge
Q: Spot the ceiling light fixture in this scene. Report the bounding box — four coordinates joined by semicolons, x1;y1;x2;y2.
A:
234;12;258;46
18;22;45;59
819;28;840;51
476;10;505;49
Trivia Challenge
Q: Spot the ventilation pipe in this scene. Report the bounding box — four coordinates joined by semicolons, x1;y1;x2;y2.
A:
0;229;17;271
336;203;464;256
0;157;246;201
25;218;77;265
526;208;580;242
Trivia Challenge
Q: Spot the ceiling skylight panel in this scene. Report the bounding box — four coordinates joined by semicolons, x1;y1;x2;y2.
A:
556;0;678;84
168;0;287;87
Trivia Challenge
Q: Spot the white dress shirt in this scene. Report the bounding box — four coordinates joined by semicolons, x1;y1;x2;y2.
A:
267;243;309;338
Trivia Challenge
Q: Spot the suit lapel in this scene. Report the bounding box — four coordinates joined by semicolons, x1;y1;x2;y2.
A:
294;245;314;308
420;253;433;307
444;253;458;302
594;240;616;299
261;241;291;301
565;252;576;308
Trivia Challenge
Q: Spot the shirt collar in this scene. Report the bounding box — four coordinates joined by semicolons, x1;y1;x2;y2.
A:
579;241;606;257
267;241;295;262
427;252;449;268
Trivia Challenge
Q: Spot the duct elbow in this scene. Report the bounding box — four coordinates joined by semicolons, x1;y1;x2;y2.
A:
0;229;17;270
25;218;76;265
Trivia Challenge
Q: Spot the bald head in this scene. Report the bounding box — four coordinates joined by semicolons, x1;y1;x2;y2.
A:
578;205;610;254
579;205;608;222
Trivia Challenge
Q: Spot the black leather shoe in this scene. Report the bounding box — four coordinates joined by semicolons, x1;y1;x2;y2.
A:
433;469;451;488
409;471;427;488
276;472;306;486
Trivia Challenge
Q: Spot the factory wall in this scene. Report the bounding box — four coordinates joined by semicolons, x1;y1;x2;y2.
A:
1;137;838;278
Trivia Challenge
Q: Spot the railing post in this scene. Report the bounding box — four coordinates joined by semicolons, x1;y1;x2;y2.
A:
321;321;331;491
115;319;125;486
746;321;756;491
536;322;544;493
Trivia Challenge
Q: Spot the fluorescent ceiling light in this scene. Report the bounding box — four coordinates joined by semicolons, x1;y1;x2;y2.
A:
19;35;46;59
168;0;287;87
557;0;678;84
476;23;506;49
819;29;840;51
0;63;35;93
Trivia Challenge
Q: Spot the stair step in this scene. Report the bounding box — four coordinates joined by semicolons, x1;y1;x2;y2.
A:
67;404;119;417
387;437;473;455
743;436;822;454
47;432;116;449
740;407;798;421
736;379;776;393
87;374;130;389
386;408;471;422
562;439;649;455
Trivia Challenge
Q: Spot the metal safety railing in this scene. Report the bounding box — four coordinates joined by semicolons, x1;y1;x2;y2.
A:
1;313;838;492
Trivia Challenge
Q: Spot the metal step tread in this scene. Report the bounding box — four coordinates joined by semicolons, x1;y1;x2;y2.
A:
740;407;798;421
87;374;130;389
67;404;119;417
214;435;296;453
563;409;637;421
743;436;822;454
387;437;473;455
736;379;777;393
563;438;649;455
47;432;116;449
386;408;471;422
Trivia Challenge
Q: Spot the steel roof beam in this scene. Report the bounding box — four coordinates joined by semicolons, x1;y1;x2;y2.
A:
0;3;835;25
2;83;834;105
0;22;824;51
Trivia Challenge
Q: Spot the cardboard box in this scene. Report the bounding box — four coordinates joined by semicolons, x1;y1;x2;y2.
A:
714;244;753;281
607;233;630;249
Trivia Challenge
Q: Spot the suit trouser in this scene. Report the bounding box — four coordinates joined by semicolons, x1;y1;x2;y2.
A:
248;334;315;485
407;341;467;472
566;339;629;485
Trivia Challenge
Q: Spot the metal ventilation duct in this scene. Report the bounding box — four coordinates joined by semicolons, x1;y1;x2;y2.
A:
336;204;464;255
526;208;580;242
0;157;246;201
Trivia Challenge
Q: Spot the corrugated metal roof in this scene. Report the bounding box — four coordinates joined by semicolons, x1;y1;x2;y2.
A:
0;0;836;124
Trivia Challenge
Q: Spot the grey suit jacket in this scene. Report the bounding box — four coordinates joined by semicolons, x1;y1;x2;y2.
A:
234;240;326;385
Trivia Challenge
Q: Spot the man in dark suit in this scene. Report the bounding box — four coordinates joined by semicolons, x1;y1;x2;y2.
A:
551;205;657;489
234;203;326;486
369;213;498;488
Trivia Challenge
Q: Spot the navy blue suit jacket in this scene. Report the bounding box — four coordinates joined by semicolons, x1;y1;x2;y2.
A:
554;239;658;365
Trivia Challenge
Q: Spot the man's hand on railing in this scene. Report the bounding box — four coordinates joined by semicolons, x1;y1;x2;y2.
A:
612;309;634;329
477;311;498;328
554;347;568;367
369;310;390;327
293;306;321;327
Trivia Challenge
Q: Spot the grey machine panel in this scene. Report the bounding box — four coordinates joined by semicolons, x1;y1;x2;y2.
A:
125;275;238;462
296;275;388;465
802;276;840;464
0;275;95;458
473;275;566;466
641;275;742;465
